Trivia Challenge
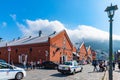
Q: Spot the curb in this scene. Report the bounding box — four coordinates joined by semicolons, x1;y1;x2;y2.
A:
102;71;108;80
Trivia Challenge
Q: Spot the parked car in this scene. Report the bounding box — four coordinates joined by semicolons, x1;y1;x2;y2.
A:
41;61;58;69
57;60;83;75
0;62;26;80
0;59;7;63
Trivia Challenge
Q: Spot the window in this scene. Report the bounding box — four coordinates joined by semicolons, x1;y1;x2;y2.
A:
29;48;32;53
15;49;18;53
0;64;9;69
74;61;78;66
0;64;13;69
64;62;72;65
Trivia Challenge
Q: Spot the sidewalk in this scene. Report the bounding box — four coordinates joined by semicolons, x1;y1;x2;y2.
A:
103;65;120;80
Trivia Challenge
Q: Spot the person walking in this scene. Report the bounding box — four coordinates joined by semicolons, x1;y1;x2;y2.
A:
23;60;27;70
33;61;36;69
40;59;43;68
118;61;120;70
30;61;33;70
118;57;120;71
112;61;116;70
104;60;108;71
92;59;98;72
99;61;105;72
37;60;40;69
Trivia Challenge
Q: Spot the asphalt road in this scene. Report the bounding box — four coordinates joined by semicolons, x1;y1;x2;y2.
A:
22;64;105;80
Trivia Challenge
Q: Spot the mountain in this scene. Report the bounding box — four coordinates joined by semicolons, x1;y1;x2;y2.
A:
82;39;120;60
83;39;120;53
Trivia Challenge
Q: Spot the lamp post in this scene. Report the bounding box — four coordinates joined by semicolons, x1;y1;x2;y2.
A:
8;46;11;64
105;4;118;80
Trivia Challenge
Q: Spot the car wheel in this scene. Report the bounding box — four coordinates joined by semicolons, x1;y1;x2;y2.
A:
42;66;45;68
54;66;58;69
80;67;83;72
72;70;75;75
15;72;23;80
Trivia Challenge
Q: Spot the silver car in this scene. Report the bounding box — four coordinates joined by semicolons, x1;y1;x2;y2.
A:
0;63;26;80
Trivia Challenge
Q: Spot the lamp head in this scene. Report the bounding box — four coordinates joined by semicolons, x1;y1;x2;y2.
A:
105;4;118;18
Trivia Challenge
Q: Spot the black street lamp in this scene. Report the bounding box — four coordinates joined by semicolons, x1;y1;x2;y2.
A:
105;4;118;80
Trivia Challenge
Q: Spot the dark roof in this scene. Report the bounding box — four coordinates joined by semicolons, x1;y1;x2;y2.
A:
0;30;65;47
0;36;49;47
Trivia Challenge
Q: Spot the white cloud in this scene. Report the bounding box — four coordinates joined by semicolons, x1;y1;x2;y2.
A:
67;25;120;42
10;14;16;21
16;19;120;42
2;22;7;27
69;25;109;41
17;19;65;36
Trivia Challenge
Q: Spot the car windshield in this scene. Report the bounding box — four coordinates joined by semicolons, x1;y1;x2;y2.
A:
0;59;6;63
64;62;72;65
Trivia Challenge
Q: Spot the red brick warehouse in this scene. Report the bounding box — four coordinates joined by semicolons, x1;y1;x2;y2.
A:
0;30;74;64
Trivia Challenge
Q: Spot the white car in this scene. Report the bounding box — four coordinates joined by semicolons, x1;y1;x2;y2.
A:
58;60;83;74
0;62;26;80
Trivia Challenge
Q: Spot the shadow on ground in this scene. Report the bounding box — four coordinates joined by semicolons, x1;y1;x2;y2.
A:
50;73;70;77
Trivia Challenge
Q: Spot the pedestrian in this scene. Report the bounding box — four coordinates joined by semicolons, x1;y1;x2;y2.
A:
23;60;27;70
40;59;42;68
33;61;36;69
118;61;120;70
104;60;108;71
10;60;14;65
99;61;105;72
30;61;33;70
26;61;31;70
92;59;98;72
112;61;116;70
37;60;40;69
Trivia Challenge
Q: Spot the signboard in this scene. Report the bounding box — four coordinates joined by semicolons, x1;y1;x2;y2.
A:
8;47;11;52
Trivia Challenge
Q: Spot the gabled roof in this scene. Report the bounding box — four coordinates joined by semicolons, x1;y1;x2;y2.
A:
0;30;72;47
80;41;85;49
8;36;49;46
51;30;73;49
0;41;7;47
0;35;49;48
0;36;49;47
87;46;91;51
79;41;88;54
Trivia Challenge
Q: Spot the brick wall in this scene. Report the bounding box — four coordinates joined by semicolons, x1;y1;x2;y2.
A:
0;30;73;64
79;43;87;61
49;30;73;63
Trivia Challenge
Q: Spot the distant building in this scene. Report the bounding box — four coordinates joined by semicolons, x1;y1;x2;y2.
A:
73;42;93;64
91;50;96;60
72;46;79;61
78;42;87;61
86;46;92;63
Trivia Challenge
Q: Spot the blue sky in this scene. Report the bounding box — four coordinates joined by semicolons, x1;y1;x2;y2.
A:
0;0;120;42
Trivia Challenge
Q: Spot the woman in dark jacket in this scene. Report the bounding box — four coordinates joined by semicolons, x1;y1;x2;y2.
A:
92;60;98;72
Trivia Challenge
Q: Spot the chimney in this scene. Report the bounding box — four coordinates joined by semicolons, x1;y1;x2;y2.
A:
18;37;20;40
29;36;32;38
39;30;42;37
13;38;15;41
49;31;56;36
0;38;2;42
53;31;56;34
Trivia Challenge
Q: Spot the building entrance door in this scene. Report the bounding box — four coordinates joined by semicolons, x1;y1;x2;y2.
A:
18;54;28;63
60;55;67;64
